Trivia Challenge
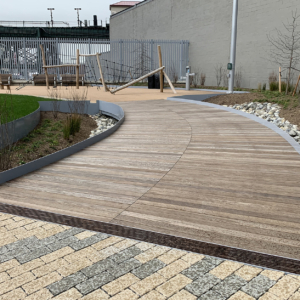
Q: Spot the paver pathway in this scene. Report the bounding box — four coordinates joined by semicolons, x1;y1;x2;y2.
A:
1;212;300;300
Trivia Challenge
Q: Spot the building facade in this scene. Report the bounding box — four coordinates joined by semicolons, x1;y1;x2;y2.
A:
110;1;141;15
110;0;300;89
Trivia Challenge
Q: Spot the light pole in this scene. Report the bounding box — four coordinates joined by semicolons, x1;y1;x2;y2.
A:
227;0;238;94
74;8;82;27
47;8;55;27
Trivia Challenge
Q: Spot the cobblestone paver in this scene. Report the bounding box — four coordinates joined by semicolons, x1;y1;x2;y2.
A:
0;212;300;299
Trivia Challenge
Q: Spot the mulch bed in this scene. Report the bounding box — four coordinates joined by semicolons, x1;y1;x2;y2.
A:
2;112;97;172
204;93;300;128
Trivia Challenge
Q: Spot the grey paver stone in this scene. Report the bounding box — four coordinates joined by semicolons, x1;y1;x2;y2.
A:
16;247;52;264
27;236;58;249
185;273;221;297
48;236;78;251
212;274;247;298
241;274;276;298
109;246;142;264
202;256;224;266
0;248;30;263
76;270;115;295
81;257;118;278
55;228;84;240
131;259;166;280
182;260;216;280
108;258;141;278
199;290;226;300
6;236;37;251
47;271;87;295
0;246;8;255
69;234;107;251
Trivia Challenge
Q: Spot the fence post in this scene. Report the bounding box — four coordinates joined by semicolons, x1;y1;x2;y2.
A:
23;38;28;80
180;40;184;79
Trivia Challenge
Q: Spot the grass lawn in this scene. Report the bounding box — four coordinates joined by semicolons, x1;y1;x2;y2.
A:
0;94;56;123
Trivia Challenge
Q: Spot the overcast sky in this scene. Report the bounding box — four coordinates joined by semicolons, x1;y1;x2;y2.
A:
1;0;117;26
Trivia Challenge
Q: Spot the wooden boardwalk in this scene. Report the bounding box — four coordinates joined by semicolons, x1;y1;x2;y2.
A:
1;99;300;260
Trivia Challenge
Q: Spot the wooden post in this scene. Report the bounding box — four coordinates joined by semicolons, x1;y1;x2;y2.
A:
76;49;79;89
40;45;49;89
157;45;163;93
292;74;300;96
163;71;177;94
279;67;282;93
111;66;165;94
96;53;109;92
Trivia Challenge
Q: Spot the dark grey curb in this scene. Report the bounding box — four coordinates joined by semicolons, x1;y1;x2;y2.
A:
167;96;300;156
0;107;40;148
0;101;125;185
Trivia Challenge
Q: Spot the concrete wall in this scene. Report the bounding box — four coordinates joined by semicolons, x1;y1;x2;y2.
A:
110;0;300;89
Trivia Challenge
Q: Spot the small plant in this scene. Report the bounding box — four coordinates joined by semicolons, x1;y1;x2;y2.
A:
214;63;224;87
235;67;243;88
263;83;267;91
269;71;278;85
257;83;262;92
62;114;82;140
270;81;279;91
48;88;61;119
200;73;206;86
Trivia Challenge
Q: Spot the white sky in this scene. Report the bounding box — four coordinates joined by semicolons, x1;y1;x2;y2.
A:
1;0;117;26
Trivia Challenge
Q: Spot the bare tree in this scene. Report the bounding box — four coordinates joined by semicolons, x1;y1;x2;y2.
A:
235;67;243;88
223;69;229;87
47;87;61;119
133;41;152;81
267;11;300;94
169;62;179;84
214;63;224;87
200;73;206;86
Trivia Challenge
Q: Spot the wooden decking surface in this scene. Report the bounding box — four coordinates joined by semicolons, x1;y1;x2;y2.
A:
1;99;300;260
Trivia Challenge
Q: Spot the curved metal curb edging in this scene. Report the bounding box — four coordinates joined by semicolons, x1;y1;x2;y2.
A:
167;96;300;156
0;100;125;185
0;107;41;149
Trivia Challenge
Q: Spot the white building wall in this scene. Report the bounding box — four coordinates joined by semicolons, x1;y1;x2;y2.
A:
110;0;300;89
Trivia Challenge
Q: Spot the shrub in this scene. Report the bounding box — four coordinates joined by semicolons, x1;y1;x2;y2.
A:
269;71;278;85
270;81;279;91
62;114;82;140
263;83;267;91
200;73;206;86
257;83;262;92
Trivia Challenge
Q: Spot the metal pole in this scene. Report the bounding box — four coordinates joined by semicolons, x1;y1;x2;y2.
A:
228;0;238;94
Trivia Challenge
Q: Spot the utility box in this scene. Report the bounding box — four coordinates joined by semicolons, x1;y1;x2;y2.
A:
148;74;164;89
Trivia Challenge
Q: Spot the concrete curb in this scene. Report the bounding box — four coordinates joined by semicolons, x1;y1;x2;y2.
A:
0;101;125;185
167;96;300;156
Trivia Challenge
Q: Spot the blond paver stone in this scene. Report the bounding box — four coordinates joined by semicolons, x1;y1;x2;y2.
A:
139;291;166;300
229;291;256;300
180;252;205;265
258;292;280;300
158;259;190;279
32;258;69;278
113;239;138;250
110;289;139;300
268;275;300;299
5;218;34;230
0;228;7;233
24;221;45;231
64;246;102;264
0;214;13;221
0;218;15;227
8;258;45;278
35;226;65;239
41;246;74;264
75;231;96;240
92;236;123;251
22;271;62;295
169;289;197;300
261;270;285;281
289;292;300;300
235;265;262;281
210;261;243;280
102;273;140;296
155;274;192;298
0;272;10;284
130;273;166;296
42;223;62;231
0;272;35;295
157;249;185;264
52;288;82;300
135;242;155;251
96;246;122;261
135;246;170;263
0;288;27;300
0;259;20;273
57;257;92;277
0;235;17;247
24;288;53;300
13;216;24;222
81;289;109;300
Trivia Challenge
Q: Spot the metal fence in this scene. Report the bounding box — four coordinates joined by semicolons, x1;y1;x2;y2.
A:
0;37;189;83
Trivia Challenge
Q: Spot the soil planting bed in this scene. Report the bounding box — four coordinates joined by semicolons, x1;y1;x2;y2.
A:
2;112;97;172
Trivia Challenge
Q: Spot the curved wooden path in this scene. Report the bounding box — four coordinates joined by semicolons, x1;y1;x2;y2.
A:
1;99;300;262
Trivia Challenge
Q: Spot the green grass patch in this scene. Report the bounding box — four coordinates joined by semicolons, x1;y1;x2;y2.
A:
0;94;59;123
